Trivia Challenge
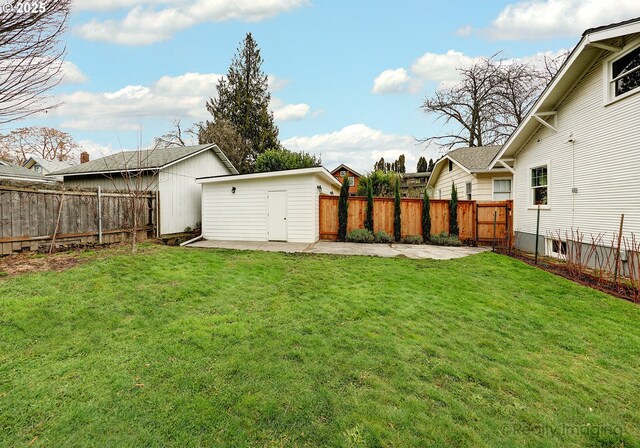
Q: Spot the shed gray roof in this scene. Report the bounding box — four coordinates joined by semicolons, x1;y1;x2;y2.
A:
53;144;237;176
446;145;502;171
24;156;75;173
0;163;51;181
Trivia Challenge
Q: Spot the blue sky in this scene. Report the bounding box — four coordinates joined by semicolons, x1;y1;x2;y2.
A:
13;0;640;172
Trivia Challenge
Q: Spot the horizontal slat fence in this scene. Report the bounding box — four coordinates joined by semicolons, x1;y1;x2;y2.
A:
0;185;156;255
319;195;512;245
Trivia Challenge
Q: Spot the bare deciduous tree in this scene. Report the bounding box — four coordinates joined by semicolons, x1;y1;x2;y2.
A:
420;52;567;150
154;120;196;149
0;126;81;164
197;118;251;173
0;0;71;124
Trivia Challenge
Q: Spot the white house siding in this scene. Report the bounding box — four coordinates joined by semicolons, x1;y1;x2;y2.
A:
202;173;333;243
432;164;475;200
475;173;513;202
513;50;640;253
158;150;229;234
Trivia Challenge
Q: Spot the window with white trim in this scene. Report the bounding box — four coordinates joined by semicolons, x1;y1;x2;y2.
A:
465;182;472;200
531;165;548;206
493;179;512;200
348;176;354;187
339;170;346;177
548;238;567;259
34;164;42;174
611;45;640;98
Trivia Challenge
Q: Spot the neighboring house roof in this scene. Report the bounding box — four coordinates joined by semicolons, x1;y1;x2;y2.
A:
0;163;52;182
401;172;431;179
52;144;238;177
427;145;505;188
23;156;75;173
196;166;342;188
490;16;640;167
331;164;362;178
447;145;502;171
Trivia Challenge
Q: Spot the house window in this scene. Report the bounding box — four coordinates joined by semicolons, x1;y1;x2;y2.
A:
348;176;354;187
34;164;42;174
448;160;453;172
465;182;472;200
531;165;548;206
611;45;640;98
493;179;512;200
339;170;346;177
549;238;567;258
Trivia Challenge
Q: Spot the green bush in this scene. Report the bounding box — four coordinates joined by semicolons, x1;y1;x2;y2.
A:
374;230;394;243
429;232;462;247
346;229;375;243
401;235;423;245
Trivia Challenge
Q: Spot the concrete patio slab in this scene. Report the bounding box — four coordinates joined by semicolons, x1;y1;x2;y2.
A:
187;239;489;260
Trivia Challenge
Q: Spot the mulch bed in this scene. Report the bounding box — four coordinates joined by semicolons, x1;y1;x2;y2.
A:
504;250;639;304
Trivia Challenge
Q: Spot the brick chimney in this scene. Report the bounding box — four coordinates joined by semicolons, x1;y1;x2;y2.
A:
80;151;90;164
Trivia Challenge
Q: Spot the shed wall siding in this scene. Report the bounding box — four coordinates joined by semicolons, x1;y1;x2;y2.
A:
159;150;229;234
513;50;640;248
202;174;327;243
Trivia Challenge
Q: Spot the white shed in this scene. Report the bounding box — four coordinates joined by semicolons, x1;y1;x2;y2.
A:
197;167;342;243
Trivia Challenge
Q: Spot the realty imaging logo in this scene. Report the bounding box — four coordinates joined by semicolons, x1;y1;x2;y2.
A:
502;423;623;438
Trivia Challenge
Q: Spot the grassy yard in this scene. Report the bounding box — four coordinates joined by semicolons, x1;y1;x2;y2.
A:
1;246;639;447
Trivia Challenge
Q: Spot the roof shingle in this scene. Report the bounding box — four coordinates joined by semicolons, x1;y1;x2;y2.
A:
446;145;502;171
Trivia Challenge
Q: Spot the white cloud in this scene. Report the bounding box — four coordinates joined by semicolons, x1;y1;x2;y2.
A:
268;75;290;92
74;0;170;12
272;99;310;121
372;68;421;94
75;0;308;45
61;61;89;85
283;124;438;174
50;71;308;131
411;50;476;85
484;0;640;40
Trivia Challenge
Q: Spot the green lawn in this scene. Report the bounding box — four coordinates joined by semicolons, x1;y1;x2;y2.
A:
1;246;639;447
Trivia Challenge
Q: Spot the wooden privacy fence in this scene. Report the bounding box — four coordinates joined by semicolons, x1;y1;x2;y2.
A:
319;195;512;245
0;185;157;255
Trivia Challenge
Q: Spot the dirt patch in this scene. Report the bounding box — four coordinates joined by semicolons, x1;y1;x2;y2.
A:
0;241;162;278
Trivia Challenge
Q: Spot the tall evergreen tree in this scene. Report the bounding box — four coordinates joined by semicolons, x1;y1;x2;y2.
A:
417;156;428;173
202;33;279;172
365;179;374;233
422;188;431;242
428;158;435;172
449;181;459;236
393;178;402;242
338;175;350;242
396;154;406;173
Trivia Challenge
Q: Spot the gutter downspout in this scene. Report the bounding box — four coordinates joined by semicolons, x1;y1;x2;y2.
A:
180;234;203;246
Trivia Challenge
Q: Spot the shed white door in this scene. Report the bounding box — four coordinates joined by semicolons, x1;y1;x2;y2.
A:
268;191;287;241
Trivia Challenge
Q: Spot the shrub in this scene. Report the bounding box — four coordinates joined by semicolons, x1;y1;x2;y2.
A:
338;175;350;242
374;230;394;243
346;228;375;243
429;232;462;247
393;177;401;242
401;235;423;245
422;188;431;242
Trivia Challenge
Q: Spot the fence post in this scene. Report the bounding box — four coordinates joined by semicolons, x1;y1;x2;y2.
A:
534;205;541;265
97;186;103;244
614;213;625;284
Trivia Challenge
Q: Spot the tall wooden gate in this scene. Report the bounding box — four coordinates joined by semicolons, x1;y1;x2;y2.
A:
476;201;512;248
